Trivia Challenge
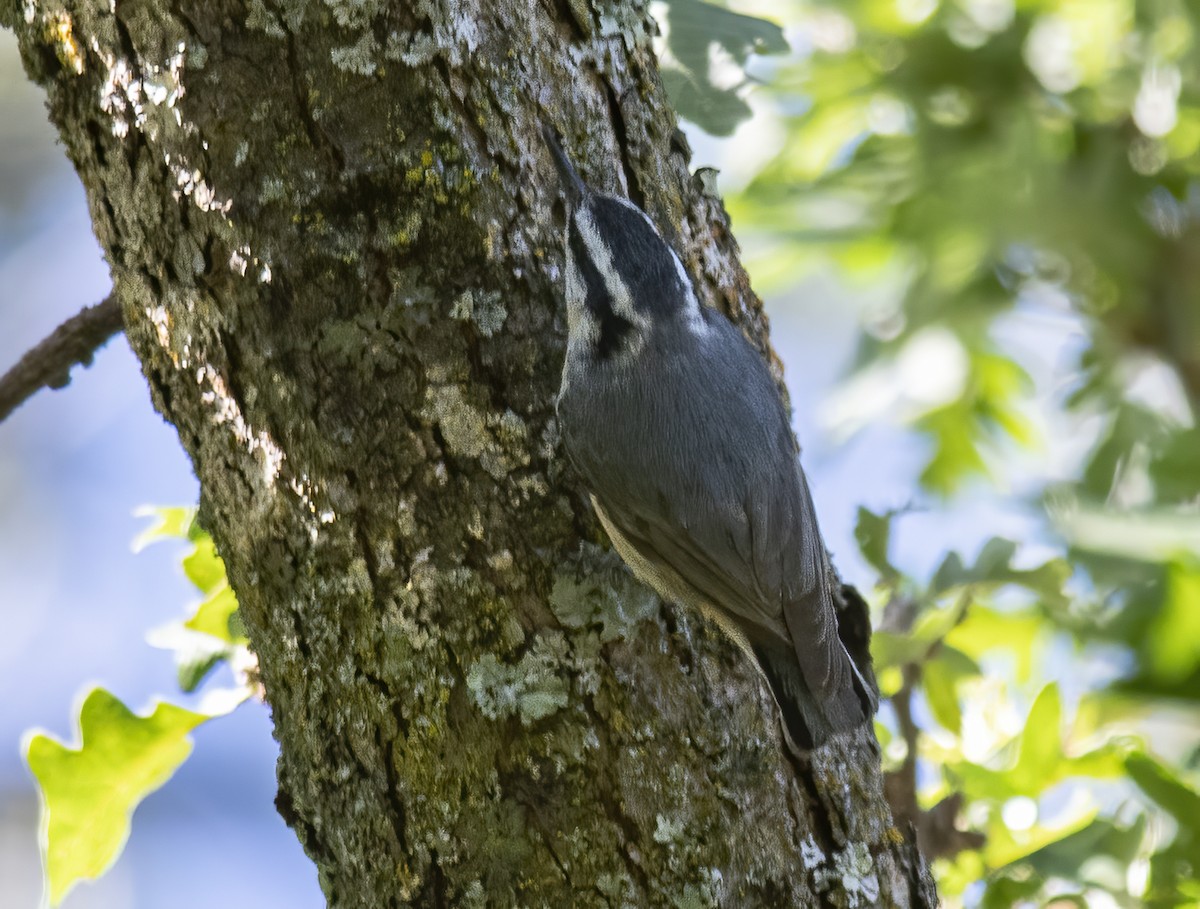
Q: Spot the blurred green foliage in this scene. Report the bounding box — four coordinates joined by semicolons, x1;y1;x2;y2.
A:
663;0;1200;904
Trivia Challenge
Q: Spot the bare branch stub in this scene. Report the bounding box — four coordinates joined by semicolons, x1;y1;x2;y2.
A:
0;295;123;423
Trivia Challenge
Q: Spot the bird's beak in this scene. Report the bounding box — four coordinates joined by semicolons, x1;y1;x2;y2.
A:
541;122;587;207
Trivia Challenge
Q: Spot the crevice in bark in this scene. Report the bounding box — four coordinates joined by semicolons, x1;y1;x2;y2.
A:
273;3;347;172
111;13;143;82
790;747;840;856
425;849;448;908
352;507;382;602
430;56;492;169
581;693;655;896
277;785;331;864
602;76;643;208
373;714;411;855
548;0;590;43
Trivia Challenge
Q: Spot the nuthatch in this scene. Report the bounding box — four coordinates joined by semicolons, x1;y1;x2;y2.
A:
545;125;876;750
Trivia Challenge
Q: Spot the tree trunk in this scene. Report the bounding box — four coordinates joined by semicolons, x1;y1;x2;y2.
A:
5;1;935;905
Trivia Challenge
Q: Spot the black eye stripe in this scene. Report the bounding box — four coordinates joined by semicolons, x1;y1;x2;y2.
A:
568;221;608;318
568;226;599;295
569;222;632;360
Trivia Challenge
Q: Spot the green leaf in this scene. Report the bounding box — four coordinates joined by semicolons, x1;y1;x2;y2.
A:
918;644;980;735
177;650;229;693
930;537;1070;613
931;537;1016;592
663;0;786;66
150;579;247;693
1126;752;1200;838
952;685;1068;802
136;508;247;687
929;552;968;593
946;606;1044;681
1149;426;1200;504
182;536;228;595
854;506;900;583
660;70;754;139
975;352;1036;448
1145;559;1200;683
980;873;1044;909
1058;505;1200;563
870;596;969;669
25;689;211;906
1009;684;1063;796
975;538;1022;579
184;585;245;644
1059;740;1130;783
658;0;787;136
983;807;1099;869
922;657;963;734
917;402;989;494
870;631;918;669
1022;815;1146;881
131;506;196;552
788;100;870;179
146;623;242;693
135;508;231;598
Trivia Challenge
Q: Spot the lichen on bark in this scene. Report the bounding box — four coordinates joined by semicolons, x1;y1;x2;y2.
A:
5;0;936;904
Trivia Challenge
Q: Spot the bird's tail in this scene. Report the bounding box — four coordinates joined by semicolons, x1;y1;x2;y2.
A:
751;595;878;752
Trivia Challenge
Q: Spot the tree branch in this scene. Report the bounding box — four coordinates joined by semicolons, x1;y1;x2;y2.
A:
881;593;985;862
0;295;123;423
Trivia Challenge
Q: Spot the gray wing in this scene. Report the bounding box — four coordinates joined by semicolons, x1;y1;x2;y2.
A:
767;464;871;730
592;486;774;636
589;445;866;731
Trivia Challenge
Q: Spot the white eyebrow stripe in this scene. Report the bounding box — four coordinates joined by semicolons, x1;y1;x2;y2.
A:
578;198;710;336
574;208;643;326
666;246;709;335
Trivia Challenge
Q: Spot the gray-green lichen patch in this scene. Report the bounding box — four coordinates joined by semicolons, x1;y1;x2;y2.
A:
671;867;724;909
815;842;880;908
245;0;288;38
325;0;388;28
450;288;507;337
653;813;685;845
549;547;659;643
330;30;379;76
799;834;826;870
424;382;490;458
422;383;531;480
466;635;570;725
595;870;632;904
380;0;481;68
316;316;405;377
562;0;594;37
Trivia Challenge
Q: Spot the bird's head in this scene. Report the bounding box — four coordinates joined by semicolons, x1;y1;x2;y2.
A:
542;125;707;361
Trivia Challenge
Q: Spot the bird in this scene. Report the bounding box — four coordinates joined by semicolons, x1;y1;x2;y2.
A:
544;124;877;751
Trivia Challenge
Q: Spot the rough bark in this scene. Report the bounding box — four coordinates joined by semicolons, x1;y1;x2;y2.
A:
5;1;936;905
